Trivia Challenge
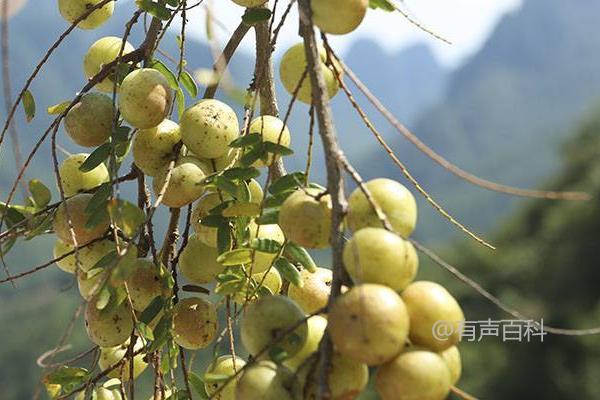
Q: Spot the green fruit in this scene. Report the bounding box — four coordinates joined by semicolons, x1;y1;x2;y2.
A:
231;0;266;7
58;0;114;30
180;99;239;159
172;297;218;350
311;0;368;35
279;43;340;104
54;238;114;273
279;188;331;249
251;224;285;274
126;259;165;312
77;268;107;300
179;234;225;284
232;268;283;305
119;68;173;129
65;93;115;147
98;338;148;380
247;116;291;167
191;193;228;247
240;295;308;358
204;355;247;400
200;148;240;173
347;178;417;238
283;315;327;371
85;295;133;347
343;227;417;291
152;156;209;208
439;345;462;385
328;284;409;365
83;36;134;93
59;153;110;197
133;119;182;176
287;267;331;314
54;193;110;245
236;361;294;400
401;281;465;351
375;349;451;400
294;351;369;400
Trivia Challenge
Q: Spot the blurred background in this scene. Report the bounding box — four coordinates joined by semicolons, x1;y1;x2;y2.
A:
1;0;600;398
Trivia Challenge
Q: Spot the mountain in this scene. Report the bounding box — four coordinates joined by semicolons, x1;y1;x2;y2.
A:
359;0;600;243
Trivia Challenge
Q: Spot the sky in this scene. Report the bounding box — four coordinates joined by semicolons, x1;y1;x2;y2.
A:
184;0;523;68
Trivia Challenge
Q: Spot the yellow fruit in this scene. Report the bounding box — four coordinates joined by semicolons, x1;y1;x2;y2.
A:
236;361;294;400
347;178;417;238
98;338;148;381
201;148;240;173
180;99;239;159
64;93;115;147
328;284;409;365
439;345;462;385
248;179;264;204
172;297;218;350
240;295;308;358
279;43;340;104
83;37;134;93
251;224;285;274
401;281;465;351
283;315;327;371
204;355;247;400
247;116;291;167
54;238;114;273
54;193;110;245
126;259;165;312
191;193;226;247
58;0;114;30
287;267;331;314
279;188;331;249
179;234;224;284
343;227;417;291
152;156;209;208
59;153;110;197
232;269;283;305
77;267;107;300
119;68;173;129
311;0;368;35
375;349;451;400
85;296;133;347
133;119;182;176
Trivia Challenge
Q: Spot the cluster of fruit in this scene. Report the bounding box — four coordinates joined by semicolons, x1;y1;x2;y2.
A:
41;0;467;399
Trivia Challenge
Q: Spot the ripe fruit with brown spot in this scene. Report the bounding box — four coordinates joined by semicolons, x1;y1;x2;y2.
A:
247;115;291;167
125;259;165;312
279;188;332;249
311;0;368;35
85;296;133;347
132;119;182;176
279;43;341;104
180;99;239;159
152;156;209;208
204;355;247;400
179;234;225;284
53;193;110;245
240;295;308;358
59;153;110;197
58;0;114;30
83;36;134;93
343;227;418;291
119;68;173;129
287;267;332;314
65;93;115;147
375;349;452;400
401;281;465;351
235;361;294;400
328;284;409;365
347;178;417;238
172;297;218;350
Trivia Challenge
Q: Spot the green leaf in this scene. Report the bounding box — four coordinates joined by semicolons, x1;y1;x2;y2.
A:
107;199;146;238
242;8;272;24
79;143;111;172
180;70;198;98
110;248;138;284
176;87;185;120
112;126;131;142
136;0;172;20
268;346;289;363
262;142;293;156
239;145;266;167
26;212;54;240
22;90;36;122
85;204;109;229
86;183;111;214
151;59;179;90
268;172;305;195
221;167;260;181
214;176;239;199
90;250;118;271
217;248;253;266
200;214;228;228
140;296;164;324
251;238;282;254
148;315;172;352
136;321;155;341
263;192;293;208
47;101;71;115
284;242;317;273
202;373;231;383
369;0;395;11
255;209;279;225
274;258;303;288
29;179;51;208
45;366;89;386
229;133;262;148
222;202;261;218
189;372;208;398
